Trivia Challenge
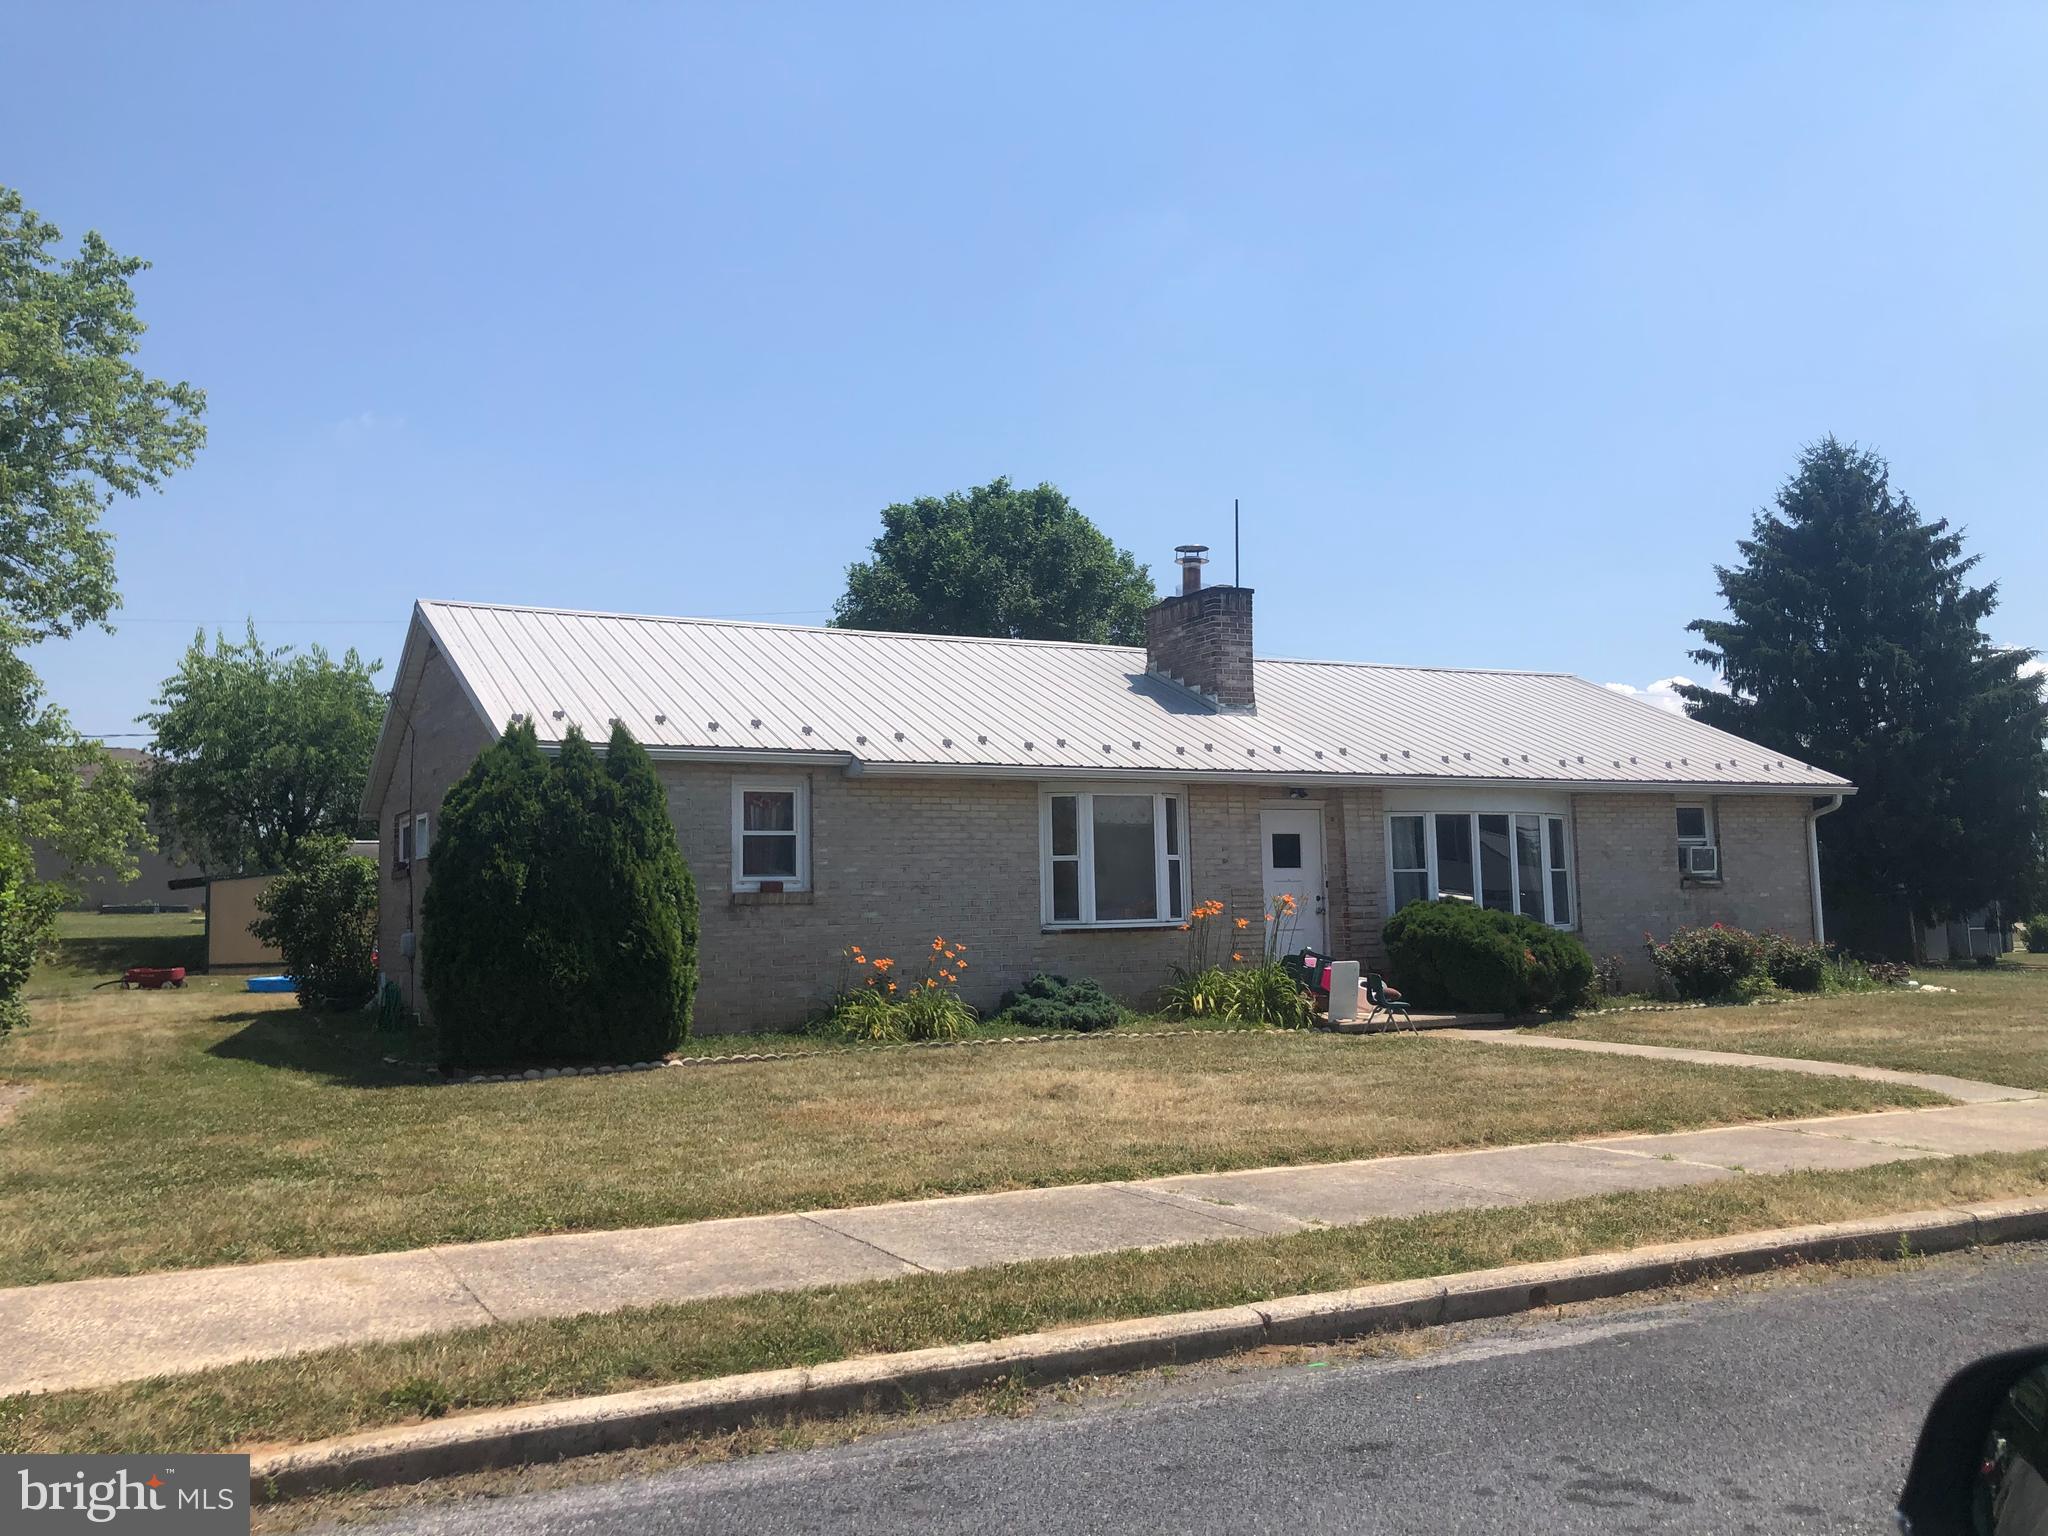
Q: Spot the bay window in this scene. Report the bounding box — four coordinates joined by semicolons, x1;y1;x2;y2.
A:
1042;787;1189;927
1386;809;1575;928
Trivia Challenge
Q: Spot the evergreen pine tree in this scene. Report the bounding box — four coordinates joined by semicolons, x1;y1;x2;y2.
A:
591;723;698;1057
423;718;554;1065
423;718;699;1066
1680;438;2048;949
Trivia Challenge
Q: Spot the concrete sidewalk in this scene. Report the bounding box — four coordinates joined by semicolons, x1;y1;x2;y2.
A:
6;1079;2048;1398
1434;1026;2039;1105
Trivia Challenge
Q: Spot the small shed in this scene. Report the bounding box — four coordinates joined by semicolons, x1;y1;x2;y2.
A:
169;841;379;971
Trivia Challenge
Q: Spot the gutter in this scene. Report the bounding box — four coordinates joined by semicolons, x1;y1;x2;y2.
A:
627;749;1855;797
1808;793;1845;944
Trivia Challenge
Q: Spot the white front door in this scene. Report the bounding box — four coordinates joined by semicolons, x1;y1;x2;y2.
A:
1260;806;1327;954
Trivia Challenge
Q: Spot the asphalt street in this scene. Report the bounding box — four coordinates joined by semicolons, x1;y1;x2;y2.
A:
343;1242;2048;1535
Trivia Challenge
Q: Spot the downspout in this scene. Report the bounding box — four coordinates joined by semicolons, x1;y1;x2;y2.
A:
1808;794;1844;945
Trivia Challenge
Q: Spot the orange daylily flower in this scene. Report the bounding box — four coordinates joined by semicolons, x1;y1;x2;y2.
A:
958;960;967;969
925;977;937;988
1232;952;1244;963
887;981;897;993
1235;917;1250;929
1178;923;1191;932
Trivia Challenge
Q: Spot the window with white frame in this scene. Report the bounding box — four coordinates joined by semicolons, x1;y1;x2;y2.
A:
1385;810;1576;928
1042;787;1188;927
413;812;431;860
1676;803;1712;849
731;782;808;891
394;813;414;868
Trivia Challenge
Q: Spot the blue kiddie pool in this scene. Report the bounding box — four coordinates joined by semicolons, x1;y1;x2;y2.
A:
246;975;296;993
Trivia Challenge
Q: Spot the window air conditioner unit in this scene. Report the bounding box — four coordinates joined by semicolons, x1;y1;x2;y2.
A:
1682;844;1722;880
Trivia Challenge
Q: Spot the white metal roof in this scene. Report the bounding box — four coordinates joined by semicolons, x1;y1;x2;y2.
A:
398;599;1850;794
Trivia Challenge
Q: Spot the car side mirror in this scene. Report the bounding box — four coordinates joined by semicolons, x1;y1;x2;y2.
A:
1898;1347;2048;1534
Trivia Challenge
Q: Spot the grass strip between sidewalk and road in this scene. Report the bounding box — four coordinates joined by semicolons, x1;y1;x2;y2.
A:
5;1147;2046;1461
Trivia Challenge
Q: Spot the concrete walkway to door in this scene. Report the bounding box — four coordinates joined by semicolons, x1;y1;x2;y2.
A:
1431;1026;2039;1105
4;1039;2045;1399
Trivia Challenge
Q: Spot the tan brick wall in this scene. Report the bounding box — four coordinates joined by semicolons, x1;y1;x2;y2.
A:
1329;787;1388;967
675;769;1312;1031
1572;792;1817;988
379;688;1824;1028
376;642;496;1015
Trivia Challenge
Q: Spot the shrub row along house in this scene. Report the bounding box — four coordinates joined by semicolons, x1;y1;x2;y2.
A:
362;549;1852;1032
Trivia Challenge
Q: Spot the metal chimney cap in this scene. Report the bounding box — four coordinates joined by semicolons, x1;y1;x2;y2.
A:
1174;544;1210;560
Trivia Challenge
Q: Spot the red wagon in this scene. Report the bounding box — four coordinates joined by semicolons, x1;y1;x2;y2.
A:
121;966;187;990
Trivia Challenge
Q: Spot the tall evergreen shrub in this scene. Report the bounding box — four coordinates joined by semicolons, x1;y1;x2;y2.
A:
423;720;696;1067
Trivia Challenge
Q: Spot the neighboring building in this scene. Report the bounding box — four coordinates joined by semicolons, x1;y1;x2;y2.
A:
29;746;202;911
362;552;1854;1032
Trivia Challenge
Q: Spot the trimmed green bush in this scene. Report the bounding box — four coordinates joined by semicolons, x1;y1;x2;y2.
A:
995;974;1127;1032
1645;923;1763;1000
1757;931;1828;993
0;839;61;1035
2026;916;2048;954
424;720;698;1068
1382;900;1595;1015
250;840;379;1010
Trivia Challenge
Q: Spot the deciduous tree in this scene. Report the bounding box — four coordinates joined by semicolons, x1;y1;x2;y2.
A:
2;186;206;640
143;624;386;873
832;478;1157;645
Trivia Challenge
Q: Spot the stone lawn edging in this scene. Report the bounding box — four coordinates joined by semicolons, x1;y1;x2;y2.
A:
441;1026;1298;1085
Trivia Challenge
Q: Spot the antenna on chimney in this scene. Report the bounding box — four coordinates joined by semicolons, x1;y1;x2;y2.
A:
1233;498;1241;587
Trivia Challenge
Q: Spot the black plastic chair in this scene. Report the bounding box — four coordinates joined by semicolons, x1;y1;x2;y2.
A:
1364;972;1414;1032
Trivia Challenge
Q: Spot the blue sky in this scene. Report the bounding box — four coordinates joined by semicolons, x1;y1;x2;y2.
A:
9;2;2045;737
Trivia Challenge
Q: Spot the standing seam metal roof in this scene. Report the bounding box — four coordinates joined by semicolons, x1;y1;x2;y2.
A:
406;599;1851;791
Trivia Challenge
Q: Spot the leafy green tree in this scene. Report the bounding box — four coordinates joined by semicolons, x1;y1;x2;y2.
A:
832;477;1158;644
1679;438;2048;947
1;183;202;1006
0;838;63;1034
2;186;206;640
142;624;386;874
424;721;697;1067
0;636;144;877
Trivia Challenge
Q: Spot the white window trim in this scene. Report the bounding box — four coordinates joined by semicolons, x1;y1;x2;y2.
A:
1040;784;1190;929
395;814;413;869
1383;809;1576;930
1676;801;1714;847
413;812;431;860
731;780;810;892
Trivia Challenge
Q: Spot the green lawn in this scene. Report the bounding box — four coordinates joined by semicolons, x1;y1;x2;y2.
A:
29;910;217;998
0;918;1943;1287
4;1147;2044;1460
1539;967;2048;1090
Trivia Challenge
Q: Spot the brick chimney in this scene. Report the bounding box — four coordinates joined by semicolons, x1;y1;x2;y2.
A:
1144;545;1256;712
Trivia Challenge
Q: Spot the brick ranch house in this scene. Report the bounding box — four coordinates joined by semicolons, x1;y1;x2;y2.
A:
363;556;1852;1032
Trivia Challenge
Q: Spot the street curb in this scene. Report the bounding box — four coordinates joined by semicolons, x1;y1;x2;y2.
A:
249;1195;2048;1500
